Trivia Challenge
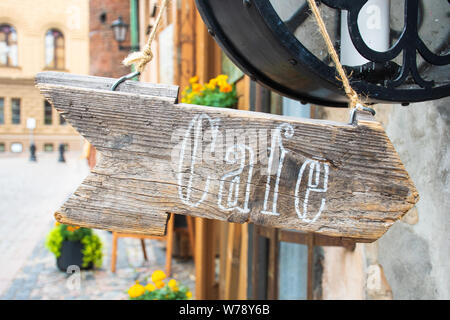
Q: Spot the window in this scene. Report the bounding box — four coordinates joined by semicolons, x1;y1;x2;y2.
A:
44;100;52;125
0;143;5;152
60;114;66;125
0;24;18;67
10;142;22;153
11;98;20;124
44;143;54;152
45;29;64;69
0;98;4;124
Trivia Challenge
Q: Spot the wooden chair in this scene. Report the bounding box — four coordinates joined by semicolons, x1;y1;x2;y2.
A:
110;214;196;277
111;213;175;276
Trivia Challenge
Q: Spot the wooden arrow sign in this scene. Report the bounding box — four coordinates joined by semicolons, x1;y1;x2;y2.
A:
36;72;419;242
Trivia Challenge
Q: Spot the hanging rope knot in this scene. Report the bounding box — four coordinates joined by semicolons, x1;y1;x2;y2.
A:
123;47;154;73
122;0;169;74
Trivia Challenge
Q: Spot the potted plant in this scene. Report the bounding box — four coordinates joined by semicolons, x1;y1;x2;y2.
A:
127;270;192;300
45;222;103;271
181;74;238;108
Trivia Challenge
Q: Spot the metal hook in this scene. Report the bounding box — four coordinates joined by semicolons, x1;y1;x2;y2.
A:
348;104;376;125
111;71;141;91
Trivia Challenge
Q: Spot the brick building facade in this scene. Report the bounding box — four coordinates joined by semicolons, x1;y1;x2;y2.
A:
89;0;132;78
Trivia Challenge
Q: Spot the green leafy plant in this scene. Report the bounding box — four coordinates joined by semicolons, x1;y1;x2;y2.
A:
81;234;103;268
181;74;238;108
46;226;64;258
128;270;192;300
45;223;103;268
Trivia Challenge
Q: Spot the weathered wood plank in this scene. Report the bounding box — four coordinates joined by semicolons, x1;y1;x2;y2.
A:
35;72;179;101
36;72;419;240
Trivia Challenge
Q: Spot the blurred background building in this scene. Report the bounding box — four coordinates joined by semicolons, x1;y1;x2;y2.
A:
0;0;89;154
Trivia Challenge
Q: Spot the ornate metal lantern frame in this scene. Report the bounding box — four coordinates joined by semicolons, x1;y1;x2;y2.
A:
195;0;450;107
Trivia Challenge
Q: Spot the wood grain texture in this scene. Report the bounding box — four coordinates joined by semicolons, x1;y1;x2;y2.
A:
36;72;179;100
36;72;419;241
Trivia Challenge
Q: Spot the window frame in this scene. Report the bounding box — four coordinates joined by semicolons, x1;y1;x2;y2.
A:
0;97;4;124
11;98;20;125
45;28;65;70
10;142;23;153
44;143;54;152
0;24;18;67
44;100;53;125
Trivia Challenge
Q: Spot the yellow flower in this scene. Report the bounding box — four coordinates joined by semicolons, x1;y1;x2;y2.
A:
206;78;218;90
54;221;60;227
216;74;228;82
155;280;165;289
168;279;177;289
212;74;229;88
219;83;232;93
205;83;215;90
186;291;192;299
151;270;166;283
192;83;203;93
189;76;199;84
145;283;156;292
128;281;145;298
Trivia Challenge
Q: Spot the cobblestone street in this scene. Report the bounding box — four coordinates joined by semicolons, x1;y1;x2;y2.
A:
0;153;195;300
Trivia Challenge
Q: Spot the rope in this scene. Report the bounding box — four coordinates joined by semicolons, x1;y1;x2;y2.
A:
306;0;362;109
122;0;169;73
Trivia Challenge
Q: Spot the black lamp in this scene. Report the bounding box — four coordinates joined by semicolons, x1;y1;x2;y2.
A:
111;16;139;51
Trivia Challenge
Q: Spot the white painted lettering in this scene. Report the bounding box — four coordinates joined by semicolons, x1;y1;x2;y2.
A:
295;160;329;223
261;123;294;216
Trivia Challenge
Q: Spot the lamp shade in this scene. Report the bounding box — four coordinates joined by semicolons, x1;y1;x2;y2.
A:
111;16;129;43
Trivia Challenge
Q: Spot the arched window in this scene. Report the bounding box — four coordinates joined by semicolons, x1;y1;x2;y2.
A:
0;24;18;67
45;29;64;69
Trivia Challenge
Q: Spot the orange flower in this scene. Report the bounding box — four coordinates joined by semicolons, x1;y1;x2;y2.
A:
66;225;80;232
192;83;203;93
219;83;232;93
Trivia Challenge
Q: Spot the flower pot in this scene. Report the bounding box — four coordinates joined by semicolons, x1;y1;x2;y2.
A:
56;240;93;272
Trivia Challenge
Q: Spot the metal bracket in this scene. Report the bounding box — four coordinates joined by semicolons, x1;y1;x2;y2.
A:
111;71;141;91
349;104;376;125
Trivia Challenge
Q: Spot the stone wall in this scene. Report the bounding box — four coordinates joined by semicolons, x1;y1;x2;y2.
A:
377;98;449;299
317;97;449;300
